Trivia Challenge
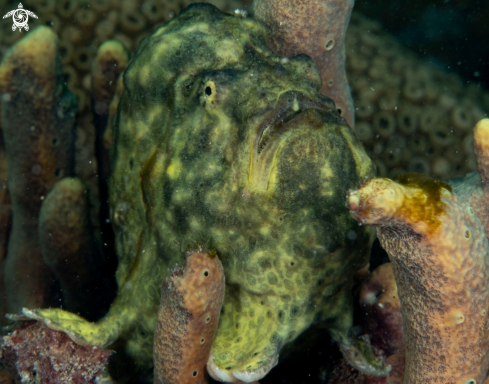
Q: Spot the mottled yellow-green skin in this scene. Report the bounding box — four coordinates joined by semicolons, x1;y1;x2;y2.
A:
26;4;376;380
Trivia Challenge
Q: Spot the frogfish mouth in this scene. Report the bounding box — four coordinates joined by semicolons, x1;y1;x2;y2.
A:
250;90;339;190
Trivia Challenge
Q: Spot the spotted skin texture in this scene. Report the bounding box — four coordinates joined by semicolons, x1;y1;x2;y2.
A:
349;175;489;384
24;4;376;381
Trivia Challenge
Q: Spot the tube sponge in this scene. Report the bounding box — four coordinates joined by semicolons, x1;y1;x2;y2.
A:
253;0;355;127
38;177;116;321
154;250;225;384
451;119;489;241
0;26;77;312
348;174;489;384
92;40;130;116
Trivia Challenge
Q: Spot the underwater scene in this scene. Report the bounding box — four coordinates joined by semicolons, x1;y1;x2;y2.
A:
0;0;488;383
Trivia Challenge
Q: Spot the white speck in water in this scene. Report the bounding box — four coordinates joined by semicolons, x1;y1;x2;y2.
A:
234;9;247;17
31;164;42;175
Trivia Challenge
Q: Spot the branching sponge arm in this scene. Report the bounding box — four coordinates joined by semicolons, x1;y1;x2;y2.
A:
349;174;489;384
253;0;355;127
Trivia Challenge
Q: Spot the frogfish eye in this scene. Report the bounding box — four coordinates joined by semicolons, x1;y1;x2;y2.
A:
201;80;217;106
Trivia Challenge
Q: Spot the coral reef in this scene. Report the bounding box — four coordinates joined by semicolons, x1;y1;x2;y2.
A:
154;250;224;384
0;0;487;382
346;13;489;181
348;173;489;383
0;320;112;384
19;4;386;382
253;0;354;127
0;25;77;312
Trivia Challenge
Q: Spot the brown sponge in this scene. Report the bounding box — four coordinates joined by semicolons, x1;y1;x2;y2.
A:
154;250;225;384
38;177;116;320
0;26;77;312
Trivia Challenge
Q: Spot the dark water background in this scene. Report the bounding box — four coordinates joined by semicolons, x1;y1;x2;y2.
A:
356;0;489;92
